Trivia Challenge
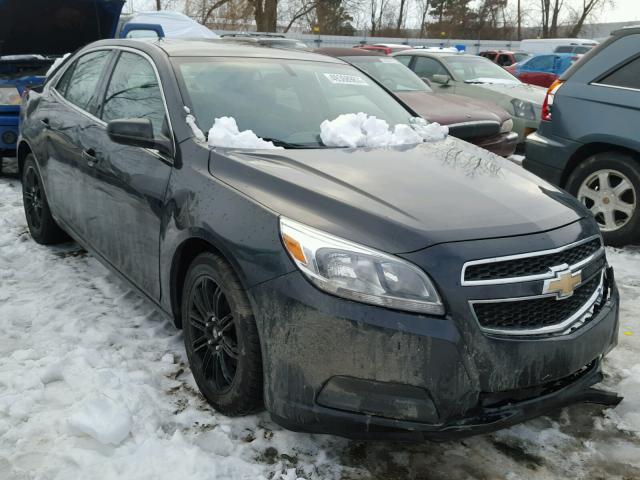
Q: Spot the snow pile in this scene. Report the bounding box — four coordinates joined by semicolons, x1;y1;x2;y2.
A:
320;113;447;148
467;77;520;85
2;172;640;479
68;396;131;445
183;107;206;143
46;53;70;76
208;117;283;150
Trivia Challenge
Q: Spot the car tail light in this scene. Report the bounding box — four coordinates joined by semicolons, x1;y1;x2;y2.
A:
541;79;564;122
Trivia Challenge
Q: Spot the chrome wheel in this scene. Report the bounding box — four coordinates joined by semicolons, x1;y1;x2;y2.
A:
577;169;636;232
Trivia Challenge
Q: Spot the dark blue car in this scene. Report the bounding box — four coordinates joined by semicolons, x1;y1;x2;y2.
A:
0;0;124;173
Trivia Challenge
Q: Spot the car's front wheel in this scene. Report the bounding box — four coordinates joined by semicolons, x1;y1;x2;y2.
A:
21;154;69;245
181;252;263;416
566;152;639;246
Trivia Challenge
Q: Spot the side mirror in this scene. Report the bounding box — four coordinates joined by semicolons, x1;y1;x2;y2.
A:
420;77;432;87
432;74;451;85
107;118;173;156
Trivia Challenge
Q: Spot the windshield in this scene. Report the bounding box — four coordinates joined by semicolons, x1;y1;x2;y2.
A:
444;56;520;84
514;53;531;63
342;56;431;93
173;57;414;147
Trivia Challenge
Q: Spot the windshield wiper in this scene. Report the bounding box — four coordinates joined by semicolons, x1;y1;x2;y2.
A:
260;138;324;149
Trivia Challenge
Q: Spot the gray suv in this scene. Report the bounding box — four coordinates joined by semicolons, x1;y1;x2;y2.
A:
525;27;640;246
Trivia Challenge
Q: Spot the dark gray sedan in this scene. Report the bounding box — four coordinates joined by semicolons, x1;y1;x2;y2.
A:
18;39;620;440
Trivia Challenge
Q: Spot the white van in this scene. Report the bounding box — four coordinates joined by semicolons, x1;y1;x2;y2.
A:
520;38;598;54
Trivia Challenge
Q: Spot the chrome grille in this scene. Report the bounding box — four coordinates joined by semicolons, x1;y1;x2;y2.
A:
472;273;602;335
462;236;603;285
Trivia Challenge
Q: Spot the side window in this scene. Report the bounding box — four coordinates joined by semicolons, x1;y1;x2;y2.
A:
497;54;511;66
395;55;412;67
55;61;76;97
598;56;640;90
412;57;447;80
524;55;554;72
62;51;111;111
101;52;168;138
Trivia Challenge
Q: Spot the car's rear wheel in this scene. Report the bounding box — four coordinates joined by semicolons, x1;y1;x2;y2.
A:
566;152;639;246
181;252;263;416
21;154;69;245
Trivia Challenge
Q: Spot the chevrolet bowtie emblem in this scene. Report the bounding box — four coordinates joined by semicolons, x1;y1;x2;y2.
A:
543;267;582;299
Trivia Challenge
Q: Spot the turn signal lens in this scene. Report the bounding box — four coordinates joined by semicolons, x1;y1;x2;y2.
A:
282;233;307;264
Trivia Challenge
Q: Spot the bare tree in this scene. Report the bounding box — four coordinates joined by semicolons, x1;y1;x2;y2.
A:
248;0;279;31
395;0;407;34
417;0;431;37
540;0;564;38
568;0;612;37
282;0;318;32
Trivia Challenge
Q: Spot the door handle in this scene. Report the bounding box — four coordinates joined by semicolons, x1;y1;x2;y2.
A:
82;148;98;166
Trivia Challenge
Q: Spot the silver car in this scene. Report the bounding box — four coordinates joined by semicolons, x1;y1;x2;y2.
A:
393;51;546;143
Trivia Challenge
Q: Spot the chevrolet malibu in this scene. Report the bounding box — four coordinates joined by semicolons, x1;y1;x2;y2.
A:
18;39;621;440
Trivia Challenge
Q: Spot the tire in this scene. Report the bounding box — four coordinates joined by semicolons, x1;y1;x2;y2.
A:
566;152;640;247
181;252;263;416
21;154;69;245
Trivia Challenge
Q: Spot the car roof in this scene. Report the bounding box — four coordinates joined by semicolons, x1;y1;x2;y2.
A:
87;38;342;62
394;50;468;59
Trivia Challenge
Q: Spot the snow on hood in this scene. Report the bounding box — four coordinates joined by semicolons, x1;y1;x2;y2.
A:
208;117;282;150
320;113;447;148
125;11;218;39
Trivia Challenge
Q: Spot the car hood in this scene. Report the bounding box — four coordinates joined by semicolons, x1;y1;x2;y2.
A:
209;137;587;253
0;0;125;56
473;82;547;105
396;91;511;125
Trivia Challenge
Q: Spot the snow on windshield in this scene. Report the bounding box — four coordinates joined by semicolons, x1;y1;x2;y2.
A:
207;117;283;150
320;113;447;148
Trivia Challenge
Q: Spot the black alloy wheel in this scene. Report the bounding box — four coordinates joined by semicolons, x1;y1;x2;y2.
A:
188;275;239;393
181;252;263;416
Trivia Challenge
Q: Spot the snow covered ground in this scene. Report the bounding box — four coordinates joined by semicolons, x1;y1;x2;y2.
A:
1;164;640;479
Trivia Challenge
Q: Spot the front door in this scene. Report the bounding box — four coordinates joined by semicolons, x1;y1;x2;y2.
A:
78;49;173;300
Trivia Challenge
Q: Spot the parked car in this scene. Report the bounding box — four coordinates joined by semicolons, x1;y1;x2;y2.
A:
0;0;125;175
505;53;580;88
393;50;546;143
479;50;531;67
221;36;312;51
356;43;411;55
316;48;517;156
19;38;621;440
554;44;595;54
520;38;598;54
525;27;640;246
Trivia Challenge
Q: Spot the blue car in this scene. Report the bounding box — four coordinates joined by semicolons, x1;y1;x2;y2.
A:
506;53;580;88
0;0;124;174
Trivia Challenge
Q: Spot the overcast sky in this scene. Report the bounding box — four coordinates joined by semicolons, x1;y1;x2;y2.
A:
597;0;640;23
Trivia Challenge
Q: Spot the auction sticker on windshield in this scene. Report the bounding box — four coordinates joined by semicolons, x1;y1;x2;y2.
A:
323;73;369;86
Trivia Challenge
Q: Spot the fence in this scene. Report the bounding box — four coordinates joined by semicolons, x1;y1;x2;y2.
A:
216;30;521;54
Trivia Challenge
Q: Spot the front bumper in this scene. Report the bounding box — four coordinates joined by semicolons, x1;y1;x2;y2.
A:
472;131;518;157
0;111;19;157
249;228;620;440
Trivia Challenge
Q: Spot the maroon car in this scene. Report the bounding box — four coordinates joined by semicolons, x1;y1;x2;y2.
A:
316;48;518;157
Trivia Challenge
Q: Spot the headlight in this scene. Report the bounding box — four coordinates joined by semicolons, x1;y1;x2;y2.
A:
500;118;514;133
511;98;536;120
280;217;444;315
0;87;21;106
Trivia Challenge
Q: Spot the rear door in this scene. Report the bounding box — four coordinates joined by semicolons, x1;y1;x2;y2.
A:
82;49;173;299
43;49;113;234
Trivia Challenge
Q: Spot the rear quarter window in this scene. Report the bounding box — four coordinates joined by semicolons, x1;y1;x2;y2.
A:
597;56;640;90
